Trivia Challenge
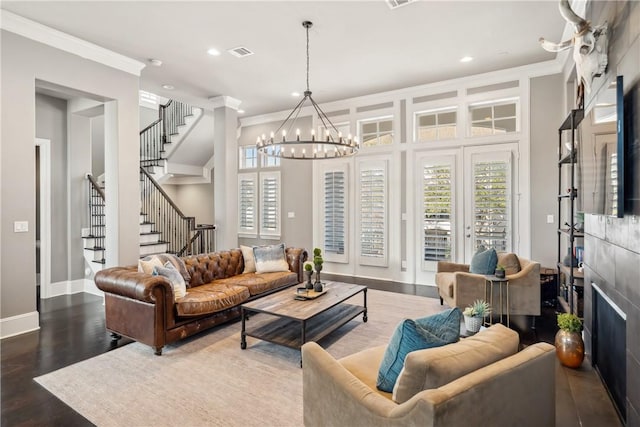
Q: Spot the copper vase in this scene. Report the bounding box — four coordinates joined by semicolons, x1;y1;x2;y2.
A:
555;330;585;368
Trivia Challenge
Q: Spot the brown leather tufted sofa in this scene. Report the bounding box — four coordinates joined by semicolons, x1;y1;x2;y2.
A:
95;247;308;355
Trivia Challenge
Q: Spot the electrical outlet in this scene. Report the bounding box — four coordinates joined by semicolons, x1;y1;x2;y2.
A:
546;214;554;224
14;221;28;232
401;260;407;268
287;211;295;219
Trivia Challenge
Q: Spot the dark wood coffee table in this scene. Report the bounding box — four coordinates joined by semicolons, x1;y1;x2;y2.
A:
240;281;367;363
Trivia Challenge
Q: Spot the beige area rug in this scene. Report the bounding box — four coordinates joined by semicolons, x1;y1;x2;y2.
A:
35;289;444;427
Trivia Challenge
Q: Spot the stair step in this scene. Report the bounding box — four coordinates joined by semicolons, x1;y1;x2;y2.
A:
140;232;161;244
84;246;105;251
92;259;106;265
140;239;169;247
82;235;105;239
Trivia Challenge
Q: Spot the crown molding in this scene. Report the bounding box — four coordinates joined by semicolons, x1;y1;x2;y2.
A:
0;10;145;76
208;96;242;110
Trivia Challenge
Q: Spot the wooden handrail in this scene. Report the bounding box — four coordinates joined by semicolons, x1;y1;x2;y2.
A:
140;166;190;219
86;173;105;200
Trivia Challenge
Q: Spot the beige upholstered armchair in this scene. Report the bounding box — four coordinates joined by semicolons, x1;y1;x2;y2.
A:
435;253;541;316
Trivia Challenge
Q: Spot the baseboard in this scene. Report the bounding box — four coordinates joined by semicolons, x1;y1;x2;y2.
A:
0;311;39;339
45;279;103;298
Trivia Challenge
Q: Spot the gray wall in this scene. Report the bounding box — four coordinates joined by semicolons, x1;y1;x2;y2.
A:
35;94;68;282
1;30;140;322
581;1;640;424
530;74;565;268
161;177;215;225
237;118;313;251
140;105;158;129
91;115;105;177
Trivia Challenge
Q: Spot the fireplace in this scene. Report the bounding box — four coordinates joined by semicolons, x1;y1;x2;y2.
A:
592;283;626;422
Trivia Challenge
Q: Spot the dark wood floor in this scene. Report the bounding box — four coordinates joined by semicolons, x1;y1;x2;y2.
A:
1;291;623;426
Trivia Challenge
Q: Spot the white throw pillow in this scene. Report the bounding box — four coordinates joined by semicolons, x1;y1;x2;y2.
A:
253;243;289;274
241;245;257;273
153;262;187;300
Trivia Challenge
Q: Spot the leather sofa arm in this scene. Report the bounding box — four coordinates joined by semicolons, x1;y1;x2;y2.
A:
286;247;309;283
437;261;470;273
95;266;172;303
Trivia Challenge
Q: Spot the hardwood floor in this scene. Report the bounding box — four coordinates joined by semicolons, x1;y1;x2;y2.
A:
1;291;623;426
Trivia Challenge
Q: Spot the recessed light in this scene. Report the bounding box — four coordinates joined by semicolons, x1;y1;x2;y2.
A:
291;92;300;97
237;109;245;114
162;84;174;90
460;56;473;63
149;58;163;67
207;48;221;56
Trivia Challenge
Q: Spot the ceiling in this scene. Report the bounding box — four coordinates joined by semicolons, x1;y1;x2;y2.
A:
1;1;566;117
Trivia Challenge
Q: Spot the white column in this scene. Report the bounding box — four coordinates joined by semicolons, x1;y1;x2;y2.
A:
210;96;242;250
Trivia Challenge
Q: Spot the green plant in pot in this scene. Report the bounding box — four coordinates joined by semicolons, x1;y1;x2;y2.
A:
462;299;491;333
313;248;324;292
304;262;314;289
555;313;584;368
494;264;506;279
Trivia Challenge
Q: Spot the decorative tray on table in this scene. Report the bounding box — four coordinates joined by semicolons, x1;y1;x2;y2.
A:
294;288;327;300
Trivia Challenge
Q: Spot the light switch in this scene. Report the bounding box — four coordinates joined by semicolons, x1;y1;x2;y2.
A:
287;211;295;219
546;215;554;224
14;221;28;232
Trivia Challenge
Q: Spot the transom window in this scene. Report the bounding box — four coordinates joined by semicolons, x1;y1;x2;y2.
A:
261;148;281;167
469;100;517;136
239;146;258;169
415;108;457;141
359;117;394;147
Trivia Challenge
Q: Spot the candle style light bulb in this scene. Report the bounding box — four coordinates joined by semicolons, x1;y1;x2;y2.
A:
282;130;286;142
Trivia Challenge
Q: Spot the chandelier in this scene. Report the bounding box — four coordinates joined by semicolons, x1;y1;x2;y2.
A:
256;21;359;160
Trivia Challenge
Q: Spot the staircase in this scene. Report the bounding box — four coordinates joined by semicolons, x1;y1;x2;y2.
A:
83;98;215;275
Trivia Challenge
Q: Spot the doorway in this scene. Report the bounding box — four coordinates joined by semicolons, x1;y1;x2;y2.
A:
35;138;51;304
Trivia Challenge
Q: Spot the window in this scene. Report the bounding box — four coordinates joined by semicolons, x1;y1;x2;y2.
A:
469;100;517;136
239;146;258;169
358;160;387;266
238;173;257;236
422;160;453;263
322;166;348;262
318;122;351;142
359;117;393;147
261;146;281;167
260;171;281;238
472;159;510;252
415;108;457;141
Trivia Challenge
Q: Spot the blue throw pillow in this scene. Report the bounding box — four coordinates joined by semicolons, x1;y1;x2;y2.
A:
376;308;461;392
469;246;498;274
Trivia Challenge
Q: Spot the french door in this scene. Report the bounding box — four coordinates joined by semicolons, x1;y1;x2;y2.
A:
415;144;517;283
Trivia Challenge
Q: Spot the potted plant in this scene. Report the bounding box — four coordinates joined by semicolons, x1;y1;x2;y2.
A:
494;264;506;278
304;262;314;289
313;248;324;292
463;299;492;333
555;313;584;368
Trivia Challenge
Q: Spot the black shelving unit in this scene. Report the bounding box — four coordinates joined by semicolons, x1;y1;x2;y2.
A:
556;109;584;316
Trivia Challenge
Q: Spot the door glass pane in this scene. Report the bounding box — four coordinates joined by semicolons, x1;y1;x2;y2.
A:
473;160;509;252
423;163;452;261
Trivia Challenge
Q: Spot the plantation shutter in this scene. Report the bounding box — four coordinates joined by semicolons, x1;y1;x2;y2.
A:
260;171;281;237
359;160;387;266
473;159;510;252
324;170;346;256
238;173;257;236
422;161;453;262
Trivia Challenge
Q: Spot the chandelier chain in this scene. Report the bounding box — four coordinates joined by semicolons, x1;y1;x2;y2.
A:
306;23;310;92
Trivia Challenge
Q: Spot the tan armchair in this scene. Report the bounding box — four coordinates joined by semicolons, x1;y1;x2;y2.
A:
435;253;541;316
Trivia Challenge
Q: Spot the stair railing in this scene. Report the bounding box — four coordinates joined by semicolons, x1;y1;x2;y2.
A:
86;174;106;263
177;224;217;257
140;166;217;256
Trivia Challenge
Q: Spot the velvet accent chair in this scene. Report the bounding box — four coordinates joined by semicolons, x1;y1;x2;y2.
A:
435;252;541;317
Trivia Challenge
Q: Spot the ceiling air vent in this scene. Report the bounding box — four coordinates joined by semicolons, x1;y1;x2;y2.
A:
386;0;416;10
227;46;254;58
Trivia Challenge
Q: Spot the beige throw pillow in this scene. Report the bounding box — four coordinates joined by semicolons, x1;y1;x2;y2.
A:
138;257;164;275
241;245;257;273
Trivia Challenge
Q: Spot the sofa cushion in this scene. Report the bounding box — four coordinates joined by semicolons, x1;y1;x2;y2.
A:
376;308;461;392
340;345;391;400
175;283;250;317
215;271;297;296
254;243;289;273
497;252;521;275
469;246;498;274
153;262;187;300
183;250;244;287
392;323;519;403
140;253;191;284
241;245;257;273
